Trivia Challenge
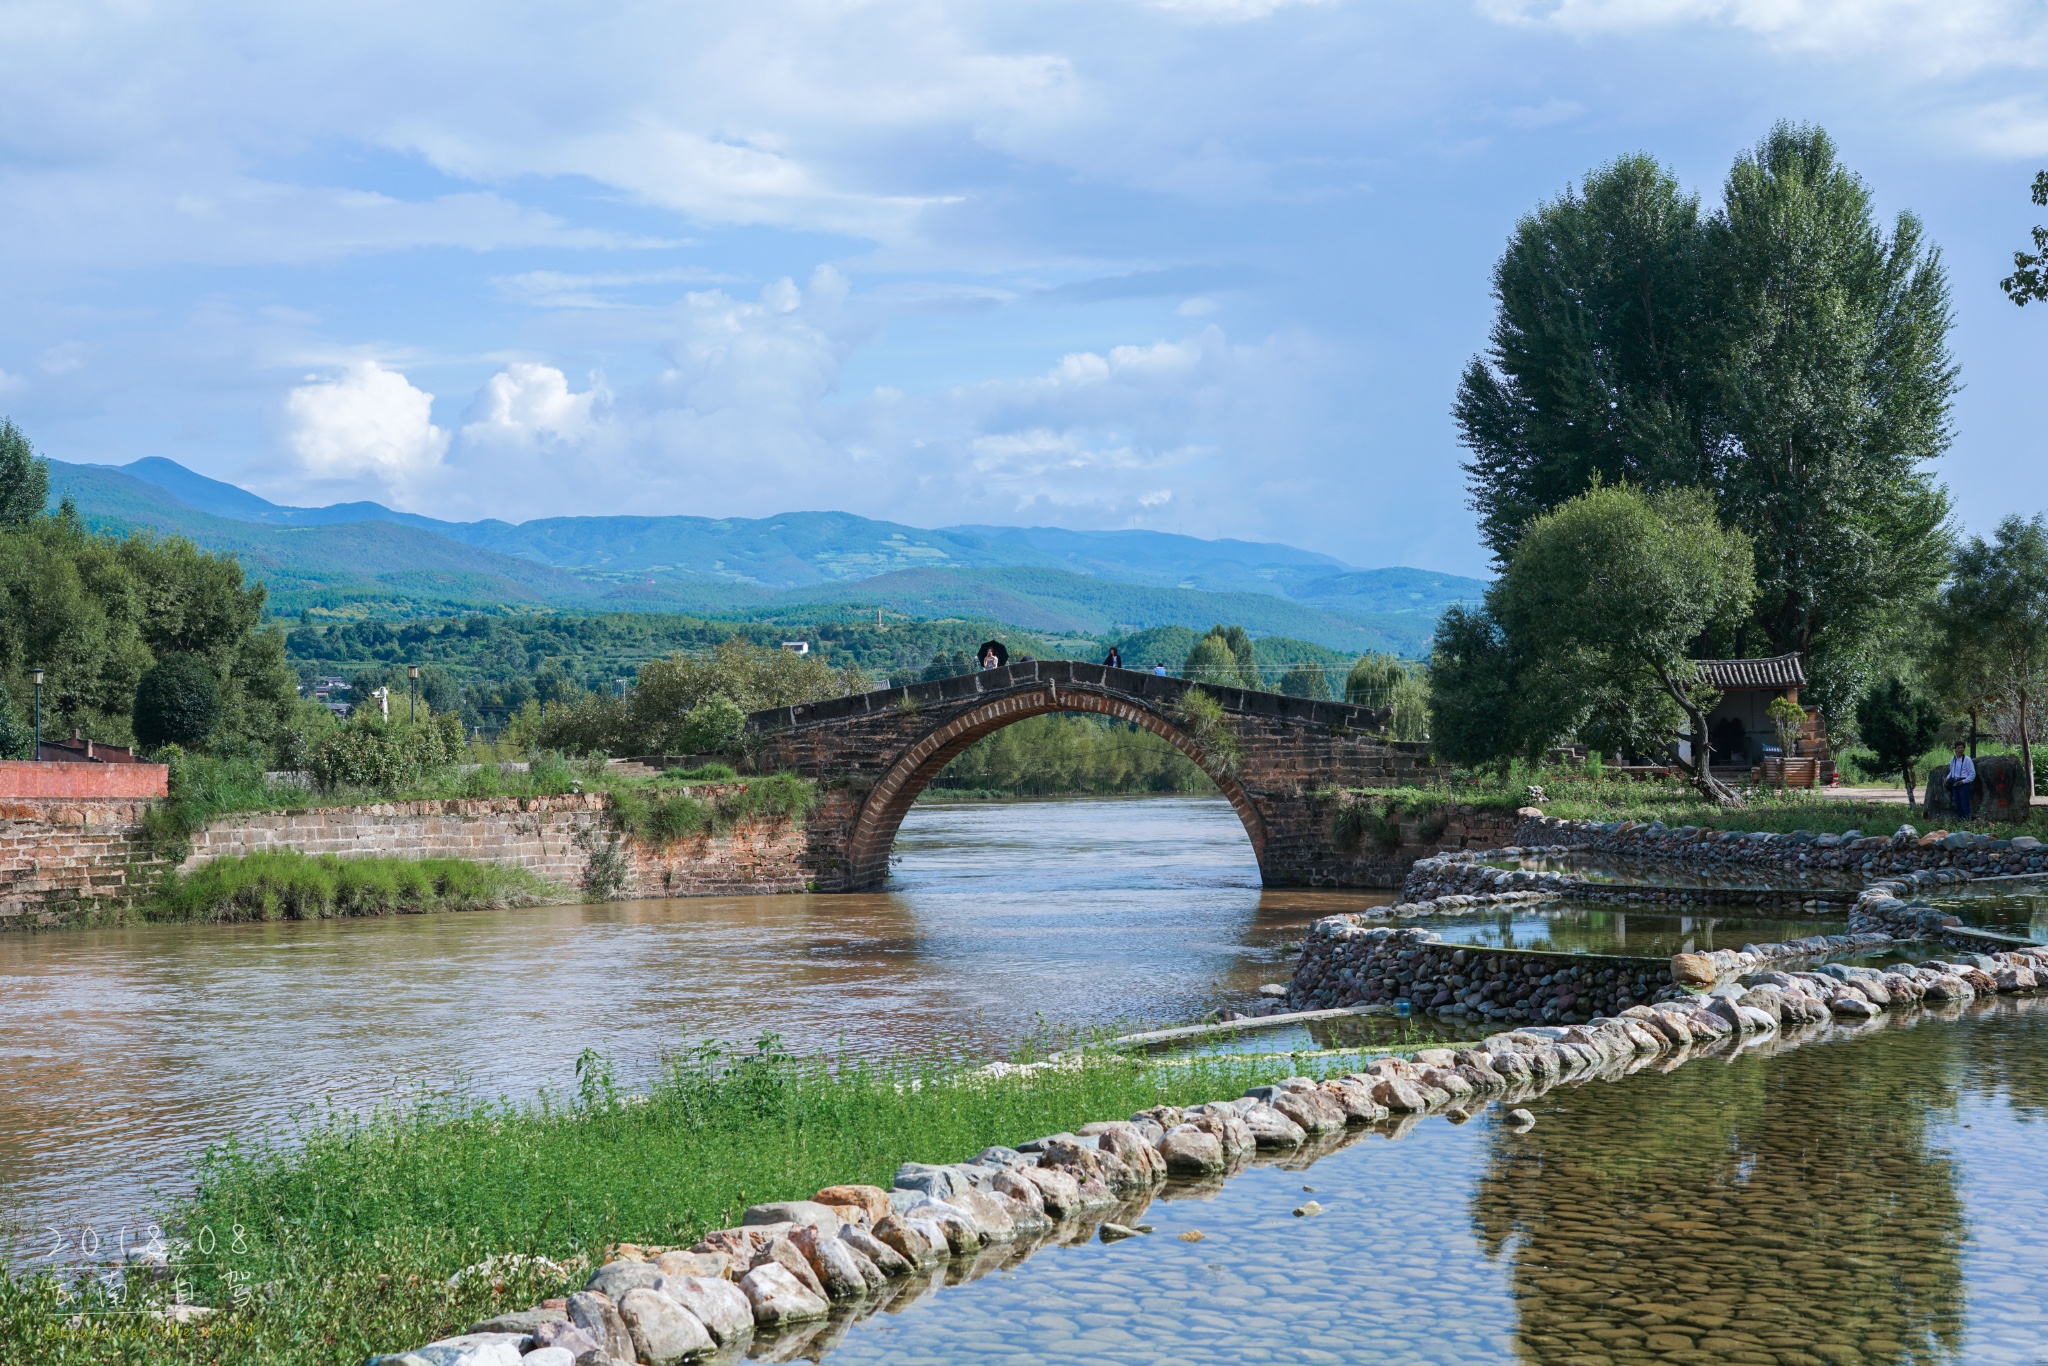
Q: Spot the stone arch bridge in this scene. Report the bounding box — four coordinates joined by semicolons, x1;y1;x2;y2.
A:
743;660;1445;891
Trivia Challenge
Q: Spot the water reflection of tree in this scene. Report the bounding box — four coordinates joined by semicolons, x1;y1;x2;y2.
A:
1953;997;2048;1121
1470;1026;1966;1365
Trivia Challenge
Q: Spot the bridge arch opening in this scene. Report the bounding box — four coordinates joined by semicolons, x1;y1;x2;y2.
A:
844;687;1267;889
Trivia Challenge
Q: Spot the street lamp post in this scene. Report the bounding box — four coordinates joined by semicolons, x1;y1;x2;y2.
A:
30;667;43;761
407;664;419;722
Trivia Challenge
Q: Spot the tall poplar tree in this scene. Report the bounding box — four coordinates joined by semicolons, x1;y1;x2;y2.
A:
1456;124;1956;716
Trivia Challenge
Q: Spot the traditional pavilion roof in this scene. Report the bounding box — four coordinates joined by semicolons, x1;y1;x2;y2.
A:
1694;653;1806;690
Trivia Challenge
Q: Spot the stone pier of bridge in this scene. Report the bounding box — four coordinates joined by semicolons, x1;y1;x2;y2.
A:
742;660;1447;891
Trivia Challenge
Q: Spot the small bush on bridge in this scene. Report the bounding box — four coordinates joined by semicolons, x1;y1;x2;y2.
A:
1173;688;1241;775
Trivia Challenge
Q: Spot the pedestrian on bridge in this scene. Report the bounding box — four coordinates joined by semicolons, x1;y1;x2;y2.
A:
1104;646;1123;669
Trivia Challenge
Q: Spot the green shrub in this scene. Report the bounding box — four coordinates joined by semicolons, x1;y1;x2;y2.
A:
151;851;548;923
0;683;32;760
308;712;465;792
645;793;712;844
1328;792;1402;854
142;750;306;858
1279;663;1332;701
1174;688;1240;775
133;652;222;750
611;772;814;846
677;694;745;754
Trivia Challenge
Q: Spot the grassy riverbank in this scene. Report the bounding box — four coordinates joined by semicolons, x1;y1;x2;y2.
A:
1344;762;2039;839
148;851;554;924
0;1039;1363;1365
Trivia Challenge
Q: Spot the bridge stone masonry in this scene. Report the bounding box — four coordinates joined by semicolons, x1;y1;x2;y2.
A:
742;660;1448;891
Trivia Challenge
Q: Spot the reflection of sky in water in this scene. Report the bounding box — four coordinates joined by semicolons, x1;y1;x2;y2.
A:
1930;882;2048;943
796;998;2048;1366
0;798;1386;1246
1420;905;1841;958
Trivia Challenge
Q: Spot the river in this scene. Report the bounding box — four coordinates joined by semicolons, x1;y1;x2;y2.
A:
1;796;1379;1258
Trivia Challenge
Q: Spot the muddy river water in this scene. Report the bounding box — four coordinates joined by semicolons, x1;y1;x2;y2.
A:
2;798;1346;1246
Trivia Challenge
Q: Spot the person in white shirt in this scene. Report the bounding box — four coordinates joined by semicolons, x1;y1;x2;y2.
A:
1946;742;1977;819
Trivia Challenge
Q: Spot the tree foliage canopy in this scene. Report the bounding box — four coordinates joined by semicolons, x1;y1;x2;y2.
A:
2001;171;2048;306
1925;514;2048;798
517;636;866;756
1183;625;1260;689
1456;123;1956;716
0;419;49;528
1855;675;1942;805
134;653;223;750
0;509;297;755
1430;484;1755;801
1278;662;1331;701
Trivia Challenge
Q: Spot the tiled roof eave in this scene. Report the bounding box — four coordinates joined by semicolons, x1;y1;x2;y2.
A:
1694;653;1806;690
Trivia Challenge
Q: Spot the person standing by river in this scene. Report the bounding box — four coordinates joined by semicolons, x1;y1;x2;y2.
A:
1947;742;1977;819
1103;646;1123;669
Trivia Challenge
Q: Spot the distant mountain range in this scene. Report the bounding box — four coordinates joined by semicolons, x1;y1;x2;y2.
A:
46;458;1486;655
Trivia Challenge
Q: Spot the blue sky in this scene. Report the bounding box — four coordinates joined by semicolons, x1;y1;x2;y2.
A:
1;0;2044;577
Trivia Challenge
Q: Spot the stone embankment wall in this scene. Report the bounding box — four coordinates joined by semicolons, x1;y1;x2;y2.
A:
1401;846;1856;911
0;797;164;927
1329;806;1527;888
182;789;809;900
1285;925;1672;1023
1515;814;2047;879
0;788;810;928
366;949;2048;1366
1285;819;2048;1027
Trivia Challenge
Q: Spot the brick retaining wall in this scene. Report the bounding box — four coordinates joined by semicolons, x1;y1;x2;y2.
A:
0;760;168;799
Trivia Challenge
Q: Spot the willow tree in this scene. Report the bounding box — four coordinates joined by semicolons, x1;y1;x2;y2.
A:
1457;123;1956;717
1491;484;1756;804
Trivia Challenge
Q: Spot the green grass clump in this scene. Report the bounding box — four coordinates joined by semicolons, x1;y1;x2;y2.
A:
149;852;551;924
0;1038;1380;1365
142;755;314;858
610;771;815;847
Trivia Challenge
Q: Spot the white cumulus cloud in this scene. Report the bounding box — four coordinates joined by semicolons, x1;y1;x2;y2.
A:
281;361;449;496
461;363;601;446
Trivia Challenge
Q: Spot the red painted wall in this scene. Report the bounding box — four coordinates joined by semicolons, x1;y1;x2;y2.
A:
0;761;168;799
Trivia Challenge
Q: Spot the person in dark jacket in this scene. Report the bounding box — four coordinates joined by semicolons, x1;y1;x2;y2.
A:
1104;646;1123;669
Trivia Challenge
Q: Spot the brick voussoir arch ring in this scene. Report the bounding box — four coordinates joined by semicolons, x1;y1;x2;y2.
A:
844;684;1268;889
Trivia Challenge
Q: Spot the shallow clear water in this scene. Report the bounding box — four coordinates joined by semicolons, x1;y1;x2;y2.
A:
0;797;1388;1253
1927;881;2048;943
1487;850;1863;893
1421;904;1840;958
770;996;2048;1366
